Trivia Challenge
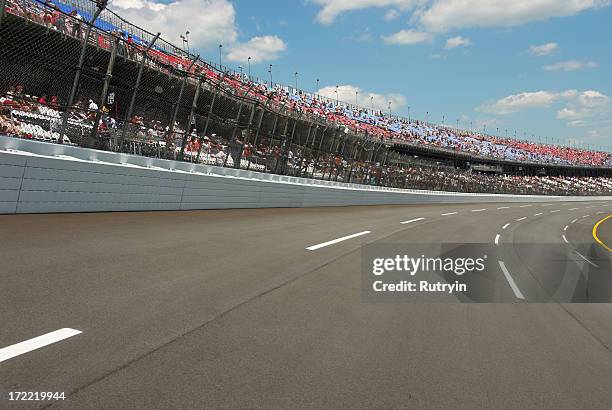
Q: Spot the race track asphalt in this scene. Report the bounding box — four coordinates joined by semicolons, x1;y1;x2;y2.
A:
1;200;611;409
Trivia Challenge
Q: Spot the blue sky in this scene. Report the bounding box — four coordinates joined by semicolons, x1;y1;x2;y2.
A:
110;0;612;151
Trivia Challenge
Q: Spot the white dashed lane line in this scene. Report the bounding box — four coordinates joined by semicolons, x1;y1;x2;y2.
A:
472;209;487;212
0;328;82;363
551;210;561;213
575;251;599;268
502;223;511;230
569;208;579;211
495;234;501;246
562;235;569;244
564;225;569;232
571;218;578;224
497;206;510;210
534;213;543;216
516;217;527;222
306;231;372;251
582;215;591;219
519;205;532;208
441;212;458;216
401;218;425;225
498;261;525;300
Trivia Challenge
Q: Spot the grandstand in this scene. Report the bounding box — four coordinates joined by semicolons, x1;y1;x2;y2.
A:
0;0;611;196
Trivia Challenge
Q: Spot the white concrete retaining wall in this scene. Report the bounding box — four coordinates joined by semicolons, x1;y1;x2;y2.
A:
0;136;610;214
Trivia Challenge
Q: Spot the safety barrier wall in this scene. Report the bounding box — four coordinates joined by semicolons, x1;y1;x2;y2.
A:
1;136;610;214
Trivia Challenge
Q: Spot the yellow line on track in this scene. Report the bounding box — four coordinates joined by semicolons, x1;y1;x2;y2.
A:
593;215;612;252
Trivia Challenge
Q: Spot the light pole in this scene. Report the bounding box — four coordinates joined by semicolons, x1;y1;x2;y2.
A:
335;85;338;105
426;111;429;123
247;56;251;78
268;64;273;88
238;66;243;77
355;91;359;107
388;101;392;117
218;44;223;69
442;115;445;127
456;119;459;130
316;79;319;99
294;71;298;90
407;106;411;121
370;96;374;113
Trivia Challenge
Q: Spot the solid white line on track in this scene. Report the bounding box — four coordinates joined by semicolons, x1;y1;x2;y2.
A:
562;235;569;244
441;212;458;216
498;261;525;300
575;251;599;268
534;213;543;216
0;328;82;363
502;223;511;230
495;234;501;246
401;218;425;225
472;209;486;212
306;231;371;251
516;217;527;221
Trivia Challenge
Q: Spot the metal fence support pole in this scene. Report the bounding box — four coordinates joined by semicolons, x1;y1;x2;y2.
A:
178;74;203;160
167;55;199;156
268;102;286;151
195;74;224;163
119;32;160;148
273;117;290;174
246;107;265;171
58;4;106;144
283;117;299;175
239;102;257;169
223;84;254;168
0;0;7;29
89;35;119;147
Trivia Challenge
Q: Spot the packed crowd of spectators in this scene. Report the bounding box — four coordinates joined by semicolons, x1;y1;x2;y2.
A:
2;0;612;197
5;0;612;169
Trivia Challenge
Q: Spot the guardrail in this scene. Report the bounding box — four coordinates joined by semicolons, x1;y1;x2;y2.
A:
1;136;610;214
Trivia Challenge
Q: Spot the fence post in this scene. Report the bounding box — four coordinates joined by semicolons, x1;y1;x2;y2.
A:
267;102;286;151
118;32;160;148
58;3;107;144
282;115;299;175
88;35;119;148
223;84;254;168
273;116;291;174
195;73;224;163
0;0;7;29
246;107;265;171
166;55;199;157
178;74;203;161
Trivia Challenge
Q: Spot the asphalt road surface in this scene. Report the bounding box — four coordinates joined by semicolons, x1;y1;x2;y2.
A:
1;201;612;409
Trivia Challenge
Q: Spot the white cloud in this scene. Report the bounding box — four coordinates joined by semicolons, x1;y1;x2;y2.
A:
317;85;407;112
445;36;471;49
529;42;559;56
544;60;598;71
311;0;420;24
110;0;238;49
477;90;577;115
416;0;611;33
226;36;287;63
384;9;401;20
556;91;610;120
382;29;434;45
